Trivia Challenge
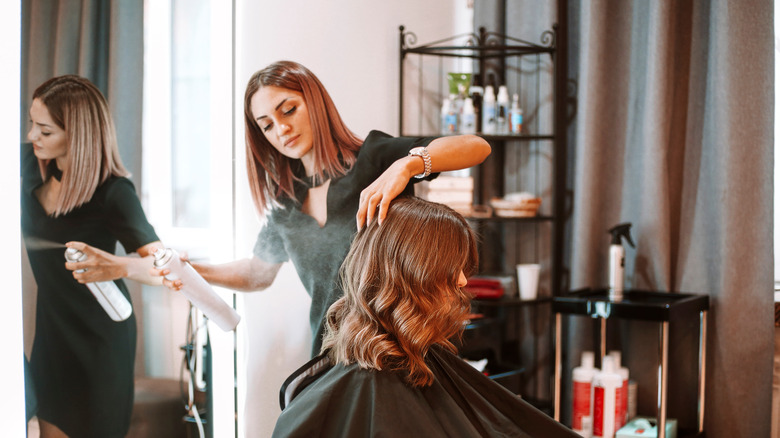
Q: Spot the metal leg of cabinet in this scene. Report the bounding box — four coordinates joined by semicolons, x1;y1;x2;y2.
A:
554;313;562;422
553;310;708;436
698;310;707;433
658;321;669;438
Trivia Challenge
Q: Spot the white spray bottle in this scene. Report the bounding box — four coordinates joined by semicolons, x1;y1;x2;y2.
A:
153;248;241;331
64;248;133;322
607;223;634;301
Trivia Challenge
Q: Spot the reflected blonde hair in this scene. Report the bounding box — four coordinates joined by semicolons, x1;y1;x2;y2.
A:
33;75;129;217
243;61;363;215
322;196;478;387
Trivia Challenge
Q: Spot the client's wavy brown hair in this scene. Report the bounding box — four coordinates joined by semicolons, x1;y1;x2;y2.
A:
322;196;478;387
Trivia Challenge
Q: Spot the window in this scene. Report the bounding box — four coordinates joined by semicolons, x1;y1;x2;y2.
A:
142;1;236;436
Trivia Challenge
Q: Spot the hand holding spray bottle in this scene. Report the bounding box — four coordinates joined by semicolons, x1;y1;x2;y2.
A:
153;248;241;331
607;223;635;301
64;248;133;322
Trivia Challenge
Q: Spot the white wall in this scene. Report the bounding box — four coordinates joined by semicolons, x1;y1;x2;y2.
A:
1;1;27;435
234;1;471;436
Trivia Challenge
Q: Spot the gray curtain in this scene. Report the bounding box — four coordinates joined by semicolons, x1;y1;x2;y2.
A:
21;0;144;184
480;1;774;436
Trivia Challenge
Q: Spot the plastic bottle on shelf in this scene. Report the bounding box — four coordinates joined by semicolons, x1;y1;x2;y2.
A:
469;80;483;133
481;85;496;134
510;93;523;134
460;97;476;134
440;96;459;135
609;350;630;429
592;355;622;438
572;351;596;436
496;85;510;134
440;97;451;135
455;83;468;115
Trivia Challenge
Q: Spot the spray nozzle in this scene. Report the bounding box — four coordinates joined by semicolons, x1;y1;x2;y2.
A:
608;222;635;248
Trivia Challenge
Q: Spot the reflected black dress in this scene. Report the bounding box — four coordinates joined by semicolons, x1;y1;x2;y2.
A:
21;145;159;437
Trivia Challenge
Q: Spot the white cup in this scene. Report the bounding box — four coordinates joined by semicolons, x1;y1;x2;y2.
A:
517;264;541;300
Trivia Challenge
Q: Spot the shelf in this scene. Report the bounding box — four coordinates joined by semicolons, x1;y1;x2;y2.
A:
552;288;709;321
400;26;555;59
465;214;554;223
401;22;565;407
406;133;555;142
472;296;551;308
464;316;500;330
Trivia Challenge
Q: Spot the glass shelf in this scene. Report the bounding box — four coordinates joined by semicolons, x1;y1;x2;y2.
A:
552;288;709;321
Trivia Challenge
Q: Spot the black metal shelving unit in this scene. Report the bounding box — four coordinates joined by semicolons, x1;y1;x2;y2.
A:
399;21;567;407
552;289;710;438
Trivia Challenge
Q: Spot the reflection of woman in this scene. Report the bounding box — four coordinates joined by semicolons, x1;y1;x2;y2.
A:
273;197;578;438
22;75;163;438
174;60;491;355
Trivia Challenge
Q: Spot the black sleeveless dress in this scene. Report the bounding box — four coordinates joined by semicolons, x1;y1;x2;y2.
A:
21;144;159;437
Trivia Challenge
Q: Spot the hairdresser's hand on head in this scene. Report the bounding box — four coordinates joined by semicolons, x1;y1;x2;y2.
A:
64;241;130;283
357;156;419;229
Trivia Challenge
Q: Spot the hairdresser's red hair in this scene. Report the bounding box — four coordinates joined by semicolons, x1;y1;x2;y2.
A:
243;61;363;215
322;196;479;387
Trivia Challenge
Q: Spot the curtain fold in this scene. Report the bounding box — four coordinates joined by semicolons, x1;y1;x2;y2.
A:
21;0;143;184
478;1;774;436
568;1;774;436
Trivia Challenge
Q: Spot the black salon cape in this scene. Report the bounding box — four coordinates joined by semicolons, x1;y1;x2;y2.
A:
272;345;578;438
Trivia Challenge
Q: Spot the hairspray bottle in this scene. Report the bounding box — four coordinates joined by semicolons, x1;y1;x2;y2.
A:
153;248;241;331
64;248;133;321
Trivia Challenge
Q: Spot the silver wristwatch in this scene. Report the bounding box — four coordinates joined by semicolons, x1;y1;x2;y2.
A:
408;146;432;179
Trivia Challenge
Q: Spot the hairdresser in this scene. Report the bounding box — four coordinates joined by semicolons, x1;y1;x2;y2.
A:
21;75;164;438
162;60;491;356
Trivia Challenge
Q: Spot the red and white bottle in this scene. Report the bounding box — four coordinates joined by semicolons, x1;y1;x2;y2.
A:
609;350;630;429
592;355;621;438
572;351;596;436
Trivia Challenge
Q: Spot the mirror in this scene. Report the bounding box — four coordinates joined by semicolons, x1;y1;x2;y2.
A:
18;1;474;436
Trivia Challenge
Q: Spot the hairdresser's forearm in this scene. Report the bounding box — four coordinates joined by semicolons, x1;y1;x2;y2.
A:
424;135;491;173
123;255;164;286
190;257;282;292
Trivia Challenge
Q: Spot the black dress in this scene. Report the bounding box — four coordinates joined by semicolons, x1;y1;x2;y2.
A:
272;345;580;438
21;144;159;437
253;130;436;356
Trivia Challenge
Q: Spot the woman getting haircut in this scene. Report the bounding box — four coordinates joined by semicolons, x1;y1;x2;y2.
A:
163;60;492;355
272;197;578;438
22;75;164;438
